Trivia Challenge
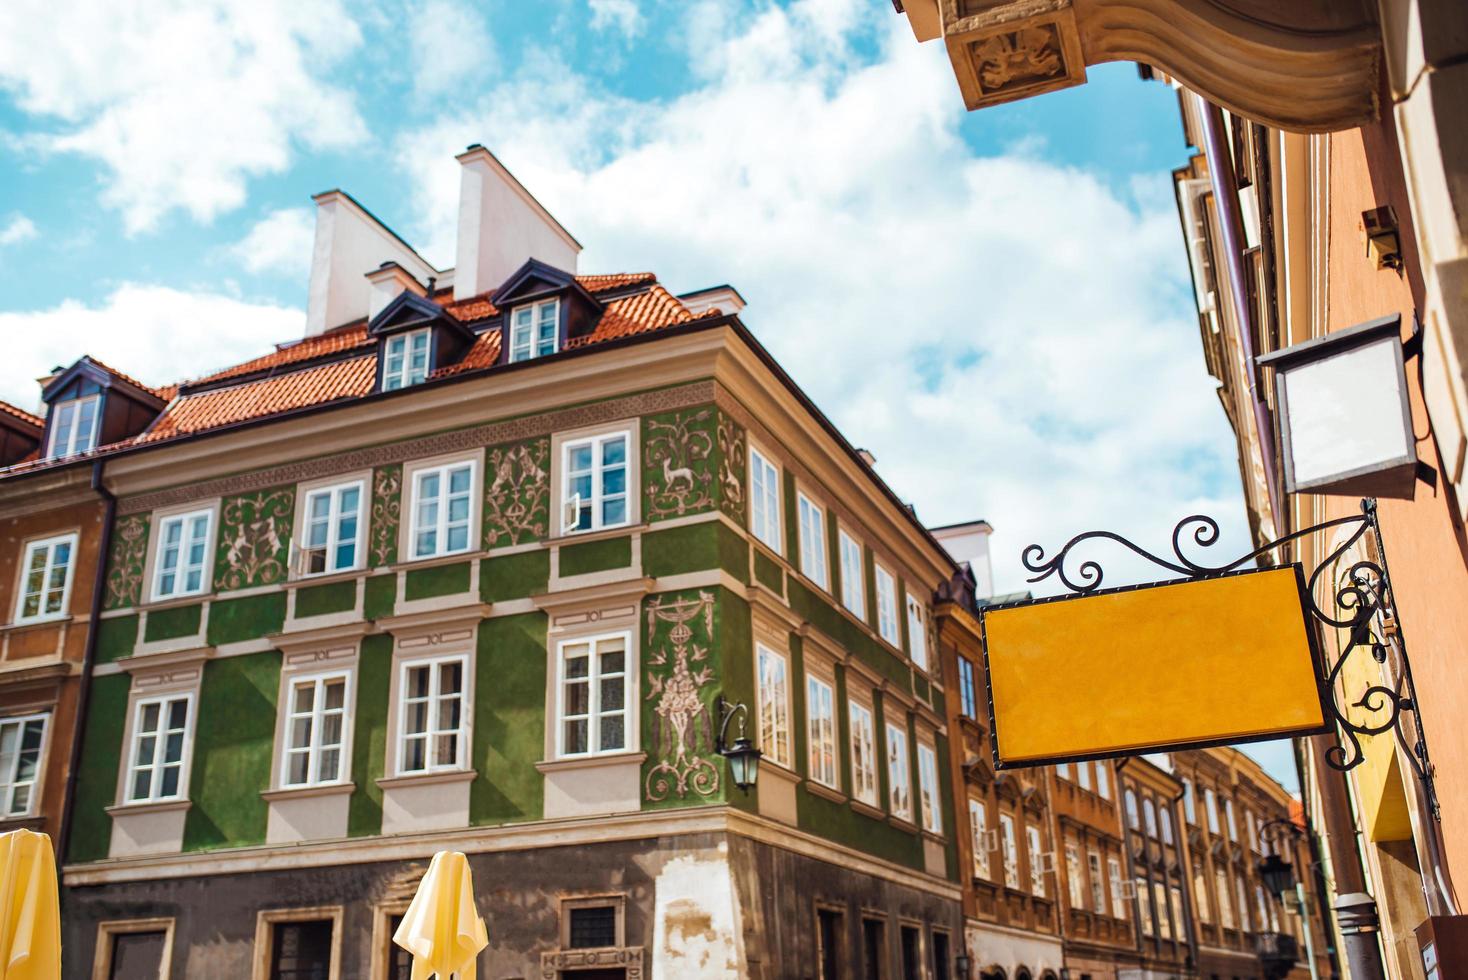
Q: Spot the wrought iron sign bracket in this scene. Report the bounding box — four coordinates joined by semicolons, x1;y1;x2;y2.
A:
1022;497;1440;819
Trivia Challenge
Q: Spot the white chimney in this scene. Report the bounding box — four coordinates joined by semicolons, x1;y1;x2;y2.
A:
366;262;428;320
453;145;581;301
930;520;996;600
678;285;746;318
306;191;439;335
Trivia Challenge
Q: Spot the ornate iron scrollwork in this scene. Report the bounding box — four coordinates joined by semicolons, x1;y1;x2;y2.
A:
1022;498;1438;815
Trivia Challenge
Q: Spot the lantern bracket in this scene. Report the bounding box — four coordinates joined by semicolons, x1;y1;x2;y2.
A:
1022;498;1439;818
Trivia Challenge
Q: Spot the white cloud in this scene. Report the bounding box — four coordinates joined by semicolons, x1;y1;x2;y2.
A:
395;0;1248;594
0;215;37;247
0;285;304;413
229;208;316;278
410;0;496;97
0;0;367;234
590;0;643;38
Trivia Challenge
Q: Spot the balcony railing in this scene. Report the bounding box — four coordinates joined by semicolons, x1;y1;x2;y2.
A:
1255;931;1299;979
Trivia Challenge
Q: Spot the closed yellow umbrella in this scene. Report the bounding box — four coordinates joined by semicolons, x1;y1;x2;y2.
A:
393;850;488;980
0;829;60;980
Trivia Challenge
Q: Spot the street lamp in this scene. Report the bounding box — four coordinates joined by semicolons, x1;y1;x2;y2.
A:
716;697;762;793
956;953;971;979
1256;313;1419;499
1259;853;1296;900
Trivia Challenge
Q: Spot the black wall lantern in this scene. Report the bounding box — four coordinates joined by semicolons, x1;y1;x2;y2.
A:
716;697;762;793
1259;853;1296;900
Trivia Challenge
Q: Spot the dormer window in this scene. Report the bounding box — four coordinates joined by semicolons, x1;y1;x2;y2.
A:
509;299;559;362
47;394;100;458
383;328;431;391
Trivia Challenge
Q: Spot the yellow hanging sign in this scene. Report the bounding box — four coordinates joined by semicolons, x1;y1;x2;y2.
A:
981;566;1329;768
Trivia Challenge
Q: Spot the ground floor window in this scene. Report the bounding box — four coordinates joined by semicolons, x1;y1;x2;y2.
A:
931;930;952;980
386;914;410;980
900;924;922;980
817;907;843;980
863;917;887;980
270;920;333;980
96;919;173;980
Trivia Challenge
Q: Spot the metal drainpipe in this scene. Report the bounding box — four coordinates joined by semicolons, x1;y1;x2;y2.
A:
57;460;115;862
1195;95;1285;539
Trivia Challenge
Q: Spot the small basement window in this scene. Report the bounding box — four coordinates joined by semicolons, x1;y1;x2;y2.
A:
568;906;617;949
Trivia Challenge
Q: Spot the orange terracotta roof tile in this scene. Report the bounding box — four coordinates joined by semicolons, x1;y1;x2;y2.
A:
576;272;656;292
0;400;43;430
188;323;372;386
443;296;498;324
566;284;697;348
430;330;501;379
140;355;377;443
80;356;168;401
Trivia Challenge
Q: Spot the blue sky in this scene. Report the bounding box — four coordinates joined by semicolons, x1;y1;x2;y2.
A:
0;0;1296;790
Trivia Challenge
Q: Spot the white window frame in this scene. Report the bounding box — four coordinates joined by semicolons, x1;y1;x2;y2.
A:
999;814;1019;888
755;644;792;769
1066;841;1083;907
748;446;782;554
848;698;878;807
46;393;100;458
508;298;560;362
125;693;194;804
0;713;48;817
874;563;899;646
796;492;829;590
1088;851;1106;913
382;328;431;390
905;592;928;671
969;799;990;879
151;509;214;601
917;740;941;834
1109;857;1127;918
1096;760;1111;799
1205;786;1220;834
885;722;911;821
280;671;353;788
560;429;632;535
805;673;838;789
394;653;470;775
408;459;478;561
838;529;864;618
1077;761;1092;791
1027;824;1046;896
554;630;632;759
13;532;78;624
1155;880;1173;939
296;480;366;578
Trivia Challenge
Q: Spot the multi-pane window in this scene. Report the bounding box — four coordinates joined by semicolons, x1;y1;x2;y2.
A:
849;700;878;806
1216;869;1235;928
797;494;829;589
1194;871;1211;922
1205;786;1220;833
905;592;928;671
563;432;629;533
969;799;990;879
559;634;628;757
1065;842;1083;907
270;920;334;980
756;645;791;768
874;564;899;646
1143;797;1159;838
885;723;911;820
1224;796;1238;841
917;742;941;834
568;905;618;949
999;814;1019;887
1161;806;1175;845
153;510;212;599
47;394;100;458
957;658;977;720
1077;761;1091;792
1138;877;1154;934
1096;761;1111;799
1027;824;1046;896
1088;852;1106;913
1125;789;1140;830
806;675;837;788
748;447;781;553
1183;777;1196;823
382;328;430;390
1109;858;1126;919
398;656;466;773
509;299;559;362
300;482;363;576
0;714;46;816
126;695;190;802
410;461;475;559
282;673;349;786
14;533;76;622
838;529;864;618
1155;881;1173;939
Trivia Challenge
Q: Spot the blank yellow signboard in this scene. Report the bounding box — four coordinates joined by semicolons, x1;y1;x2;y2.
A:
982;566;1328;768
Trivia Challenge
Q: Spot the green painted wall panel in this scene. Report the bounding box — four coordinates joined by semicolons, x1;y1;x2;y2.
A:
364;574;396;621
143;603;201;643
404;561;471;601
66;673;131;863
294;579;357;619
96;615;139;664
348;634;392;837
716;589;756;814
206;593;286;646
471;614;546;825
213;487;294;592
753;549;783;593
181;653;279;851
788;579;909;688
558;536;632;578
481;551;550;603
642;522;747;582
